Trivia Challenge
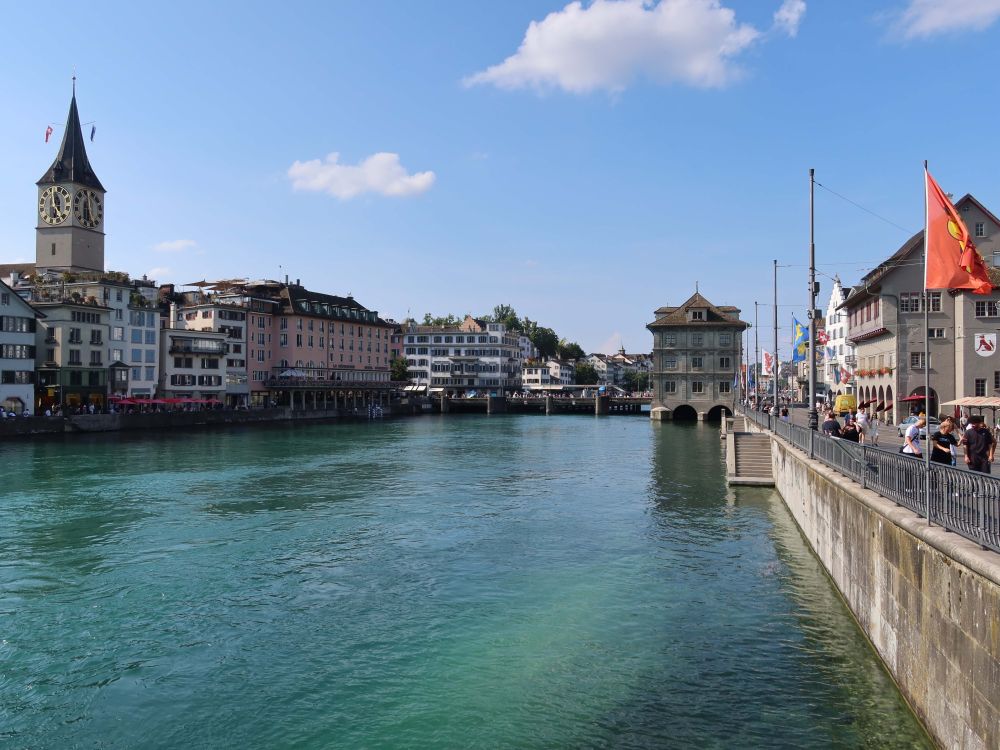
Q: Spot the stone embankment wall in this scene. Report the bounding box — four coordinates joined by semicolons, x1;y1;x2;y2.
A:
0;403;425;440
770;436;1000;750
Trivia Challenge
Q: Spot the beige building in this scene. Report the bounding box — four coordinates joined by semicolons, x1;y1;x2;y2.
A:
840;194;1000;423
647;292;747;421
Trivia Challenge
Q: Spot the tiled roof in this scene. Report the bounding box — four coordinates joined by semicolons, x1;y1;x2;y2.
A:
649;291;747;329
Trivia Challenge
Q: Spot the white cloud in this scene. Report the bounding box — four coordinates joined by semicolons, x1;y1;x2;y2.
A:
146;267;171;280
464;0;804;93
893;0;1000;38
287;152;435;199
773;0;806;37
153;239;196;253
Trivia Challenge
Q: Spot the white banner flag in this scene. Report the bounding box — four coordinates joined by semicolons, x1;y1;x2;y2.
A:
762;350;774;377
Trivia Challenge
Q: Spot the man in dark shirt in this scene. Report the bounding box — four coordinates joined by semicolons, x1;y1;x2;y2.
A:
821;411;841;438
964;416;995;473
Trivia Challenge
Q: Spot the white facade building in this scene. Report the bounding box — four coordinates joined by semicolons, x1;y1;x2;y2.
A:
403;316;522;394
172;300;249;407
823;277;855;397
0;280;39;413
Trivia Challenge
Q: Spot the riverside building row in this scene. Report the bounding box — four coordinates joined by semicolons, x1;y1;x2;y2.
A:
823;193;1000;424
0;89;401;413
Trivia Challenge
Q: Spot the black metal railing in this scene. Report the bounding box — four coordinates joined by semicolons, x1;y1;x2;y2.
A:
740;408;1000;553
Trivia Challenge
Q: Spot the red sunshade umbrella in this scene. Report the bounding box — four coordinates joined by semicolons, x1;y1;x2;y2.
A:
874;401;886;412
898;395;926;402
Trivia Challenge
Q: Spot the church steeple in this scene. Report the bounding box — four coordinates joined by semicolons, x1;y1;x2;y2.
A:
37;85;104;191
35;83;106;273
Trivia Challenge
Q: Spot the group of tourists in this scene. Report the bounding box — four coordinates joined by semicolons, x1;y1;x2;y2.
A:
917;414;995;473
820;409;880;446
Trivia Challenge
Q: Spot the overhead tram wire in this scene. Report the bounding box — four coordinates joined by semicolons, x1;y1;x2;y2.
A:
813;181;917;236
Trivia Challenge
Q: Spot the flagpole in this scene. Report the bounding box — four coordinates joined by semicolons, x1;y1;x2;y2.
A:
808;168;819;430
924;159;932;527
755;301;759;403
773;259;779;411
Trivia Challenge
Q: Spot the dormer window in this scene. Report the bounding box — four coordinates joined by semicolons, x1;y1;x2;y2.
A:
691;310;704;321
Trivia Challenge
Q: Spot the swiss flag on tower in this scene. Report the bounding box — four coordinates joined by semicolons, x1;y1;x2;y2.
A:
925;169;992;294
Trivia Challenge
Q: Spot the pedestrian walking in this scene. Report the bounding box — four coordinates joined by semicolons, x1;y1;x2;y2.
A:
856;410;871;444
821;411;841;438
902;415;924;458
930;419;958;466
841;420;861;443
964;416;995;474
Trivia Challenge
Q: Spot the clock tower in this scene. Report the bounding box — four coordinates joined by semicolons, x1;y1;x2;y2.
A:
36;85;106;273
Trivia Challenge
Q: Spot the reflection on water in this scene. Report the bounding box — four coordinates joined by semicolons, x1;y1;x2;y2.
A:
0;417;930;748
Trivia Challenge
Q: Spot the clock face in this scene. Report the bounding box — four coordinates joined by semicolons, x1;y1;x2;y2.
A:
38;186;71;225
74;189;104;228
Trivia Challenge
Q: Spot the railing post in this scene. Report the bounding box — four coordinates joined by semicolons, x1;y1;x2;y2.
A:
860;445;867;490
809;429;814;459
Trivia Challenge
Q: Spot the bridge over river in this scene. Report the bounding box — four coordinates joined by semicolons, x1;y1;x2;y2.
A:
436;394;650;415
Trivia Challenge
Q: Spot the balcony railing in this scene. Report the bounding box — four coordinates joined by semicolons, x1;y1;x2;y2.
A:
168;343;227;355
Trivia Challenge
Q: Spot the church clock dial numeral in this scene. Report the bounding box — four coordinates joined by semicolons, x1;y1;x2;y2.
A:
39;186;71;225
73;189;104;228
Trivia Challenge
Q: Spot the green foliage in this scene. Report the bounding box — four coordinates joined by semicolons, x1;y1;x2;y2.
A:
622;371;650;392
390;356;410;382
574;361;599;385
529;326;559;358
557;340;585;360
489;304;522;332
422;313;462;327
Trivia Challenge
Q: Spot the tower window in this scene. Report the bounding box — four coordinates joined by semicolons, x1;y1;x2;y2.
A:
51;243;56;255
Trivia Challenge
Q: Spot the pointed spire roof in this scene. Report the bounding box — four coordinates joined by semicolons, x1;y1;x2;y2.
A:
37;88;104;191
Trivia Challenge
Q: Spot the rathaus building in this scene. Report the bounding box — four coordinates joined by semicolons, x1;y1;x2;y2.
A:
647;292;747;421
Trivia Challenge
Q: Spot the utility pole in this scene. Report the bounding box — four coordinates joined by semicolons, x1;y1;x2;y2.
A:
773;259;779;410
808;168;819;430
754;301;759;403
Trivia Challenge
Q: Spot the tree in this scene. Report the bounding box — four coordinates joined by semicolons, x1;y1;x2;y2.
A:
575;361;599;385
529;326;559;358
489;304;522;332
390;356;410;382
558;340;585;361
622;371;650;393
422;313;461;327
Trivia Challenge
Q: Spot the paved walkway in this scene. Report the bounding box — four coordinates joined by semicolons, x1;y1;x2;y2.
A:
747;405;998;471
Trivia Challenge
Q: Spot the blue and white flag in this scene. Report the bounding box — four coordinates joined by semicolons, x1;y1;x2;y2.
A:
791;317;807;363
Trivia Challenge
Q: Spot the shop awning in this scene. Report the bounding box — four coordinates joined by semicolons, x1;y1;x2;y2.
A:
940;397;1000;408
874;401;887;412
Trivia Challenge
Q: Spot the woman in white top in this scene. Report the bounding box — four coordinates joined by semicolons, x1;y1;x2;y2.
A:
856;410;870;445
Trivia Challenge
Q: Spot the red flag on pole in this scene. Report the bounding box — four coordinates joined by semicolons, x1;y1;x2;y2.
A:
44;126;53;143
925;168;992;294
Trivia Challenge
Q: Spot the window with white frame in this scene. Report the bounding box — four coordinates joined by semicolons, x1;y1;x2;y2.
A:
719;381;731;394
719;356;731;369
691;356;703;369
976;378;987;397
664;380;677;394
910;352;929;369
928;328;945;339
975;222;986;238
975;301;1000;317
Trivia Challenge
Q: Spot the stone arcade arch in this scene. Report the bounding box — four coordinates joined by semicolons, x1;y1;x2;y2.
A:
672;404;699;421
705;405;732;423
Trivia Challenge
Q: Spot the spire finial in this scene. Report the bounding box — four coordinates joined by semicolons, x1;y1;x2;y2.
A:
72;69;76;96
695;280;699;293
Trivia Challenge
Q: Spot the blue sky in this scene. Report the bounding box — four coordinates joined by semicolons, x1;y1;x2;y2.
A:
1;0;999;355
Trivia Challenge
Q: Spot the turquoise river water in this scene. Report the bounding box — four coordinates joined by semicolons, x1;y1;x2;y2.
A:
1;416;931;749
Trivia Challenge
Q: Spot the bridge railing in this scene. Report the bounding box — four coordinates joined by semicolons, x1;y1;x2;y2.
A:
739;408;1000;553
